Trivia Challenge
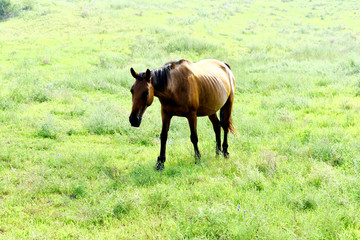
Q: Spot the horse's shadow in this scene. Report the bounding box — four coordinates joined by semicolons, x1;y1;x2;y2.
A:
103;156;209;190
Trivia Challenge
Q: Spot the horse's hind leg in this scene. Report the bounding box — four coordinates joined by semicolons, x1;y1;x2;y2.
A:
209;114;221;155
187;112;201;162
220;96;234;158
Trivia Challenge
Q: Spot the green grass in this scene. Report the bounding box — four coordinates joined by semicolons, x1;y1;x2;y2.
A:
1;0;360;239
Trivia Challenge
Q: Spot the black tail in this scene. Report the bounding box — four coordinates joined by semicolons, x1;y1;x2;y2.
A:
220;106;236;134
224;62;231;70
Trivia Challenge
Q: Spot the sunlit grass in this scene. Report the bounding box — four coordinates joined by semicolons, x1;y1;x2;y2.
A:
0;0;360;239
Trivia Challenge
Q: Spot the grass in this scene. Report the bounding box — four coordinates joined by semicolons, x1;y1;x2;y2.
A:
1;0;360;239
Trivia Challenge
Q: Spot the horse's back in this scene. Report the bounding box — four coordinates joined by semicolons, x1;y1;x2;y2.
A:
193;59;234;92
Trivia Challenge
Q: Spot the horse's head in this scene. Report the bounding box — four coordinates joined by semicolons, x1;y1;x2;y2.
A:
129;67;154;127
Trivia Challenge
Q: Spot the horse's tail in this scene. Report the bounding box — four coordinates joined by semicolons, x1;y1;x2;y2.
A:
222;61;236;134
224;62;231;70
220;102;236;134
229;117;236;134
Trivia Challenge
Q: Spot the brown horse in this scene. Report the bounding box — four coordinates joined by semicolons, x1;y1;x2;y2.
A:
129;59;235;170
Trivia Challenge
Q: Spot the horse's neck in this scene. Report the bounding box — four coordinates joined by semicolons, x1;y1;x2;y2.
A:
153;85;171;100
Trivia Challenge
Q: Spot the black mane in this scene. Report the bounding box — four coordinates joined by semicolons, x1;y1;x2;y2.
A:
151;59;188;92
151;64;170;92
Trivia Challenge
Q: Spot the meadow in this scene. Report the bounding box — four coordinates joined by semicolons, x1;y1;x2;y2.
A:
0;0;360;239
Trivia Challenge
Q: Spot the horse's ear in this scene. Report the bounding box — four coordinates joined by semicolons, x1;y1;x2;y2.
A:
145;69;151;82
130;68;138;79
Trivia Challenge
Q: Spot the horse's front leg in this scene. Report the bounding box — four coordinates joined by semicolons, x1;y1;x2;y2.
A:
155;109;172;171
187;112;201;162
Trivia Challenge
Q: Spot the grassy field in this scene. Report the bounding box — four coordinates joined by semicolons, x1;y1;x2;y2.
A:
1;0;360;239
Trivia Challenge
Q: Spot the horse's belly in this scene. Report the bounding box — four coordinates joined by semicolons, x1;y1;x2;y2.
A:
197;87;228;116
196;107;220;116
197;100;226;116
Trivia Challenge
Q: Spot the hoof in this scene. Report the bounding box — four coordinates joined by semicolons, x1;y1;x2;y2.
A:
154;156;165;171
216;149;221;156
224;152;230;158
194;152;201;164
154;161;164;171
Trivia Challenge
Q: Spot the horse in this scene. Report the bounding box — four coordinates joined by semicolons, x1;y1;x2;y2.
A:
129;59;235;171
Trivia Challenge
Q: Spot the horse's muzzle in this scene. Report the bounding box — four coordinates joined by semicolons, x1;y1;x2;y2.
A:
129;115;142;127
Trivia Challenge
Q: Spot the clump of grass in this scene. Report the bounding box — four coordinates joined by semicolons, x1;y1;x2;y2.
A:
0;96;15;110
69;184;87;199
110;3;131;10
0;148;12;163
42;57;50;65
9;84;51;104
9;87;26;103
147;189;171;209
20;0;34;11
166;36;220;56
257;150;278;177
310;137;345;166
31;87;51;103
307;163;335;188
61;68;126;93
241;169;267;191
0;0;33;20
85;102;123;135
0;0;12;20
37;116;59;139
299;129;311;144
129;164;161;186
288;43;339;61
113;199;131;219
66;128;76;136
81;5;90;18
181;205;230;239
344;59;360;76
290;195;318;211
167;16;199;26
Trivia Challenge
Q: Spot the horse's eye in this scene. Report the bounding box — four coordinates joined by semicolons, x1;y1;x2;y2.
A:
130;89;134;94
